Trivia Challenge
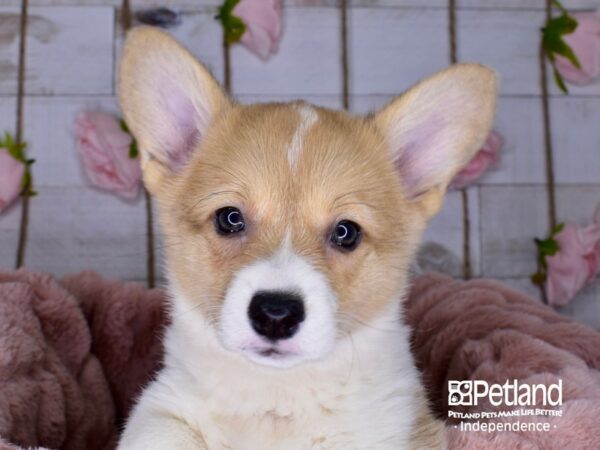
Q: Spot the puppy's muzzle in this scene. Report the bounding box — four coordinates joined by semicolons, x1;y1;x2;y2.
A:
248;291;305;341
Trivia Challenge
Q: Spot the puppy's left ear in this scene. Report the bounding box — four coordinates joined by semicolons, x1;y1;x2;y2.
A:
374;64;497;218
118;26;230;194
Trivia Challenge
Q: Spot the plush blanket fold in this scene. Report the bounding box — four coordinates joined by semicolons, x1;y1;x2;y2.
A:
0;270;598;449
0;271;166;450
406;273;600;449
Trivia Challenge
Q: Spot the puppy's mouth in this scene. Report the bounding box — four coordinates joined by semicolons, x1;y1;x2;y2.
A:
257;347;285;358
242;342;302;367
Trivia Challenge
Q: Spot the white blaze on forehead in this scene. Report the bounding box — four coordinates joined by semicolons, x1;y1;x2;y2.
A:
288;104;318;171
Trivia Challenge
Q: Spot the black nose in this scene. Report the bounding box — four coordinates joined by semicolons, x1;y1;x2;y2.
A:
248;291;305;341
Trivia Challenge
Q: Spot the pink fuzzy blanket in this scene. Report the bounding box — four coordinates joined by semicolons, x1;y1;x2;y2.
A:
407;273;600;449
0;270;598;449
0;271;166;450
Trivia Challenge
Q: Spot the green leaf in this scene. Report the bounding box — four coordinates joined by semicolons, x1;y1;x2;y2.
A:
120;119;139;159
541;5;582;93
0;130;35;198
535;236;560;256
551;222;565;234
530;222;566;288
120;119;130;133
553;68;569;94
21;171;31;190
128;140;139;159
1;131;28;163
4;131;14;149
542;15;580;65
217;0;247;44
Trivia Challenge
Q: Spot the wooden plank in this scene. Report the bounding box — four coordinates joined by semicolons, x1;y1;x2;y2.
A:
457;0;599;10
17;7;114;96
231;7;341;96
556;281;600;329
7;0;593;8
0;95;16;141
25;186;147;280
458;9;544;96
481;96;546;185
24;96;120;187
0;0;596;11
0;0;218;6
349;8;448;95
236;94;343;109
480;185;549;278
0;201;19;270
551;97;600;184
348;1;446;6
422;190;465;274
556;185;600;224
0;7;20;96
286;1;447;6
467;187;480;277
0;96;18;269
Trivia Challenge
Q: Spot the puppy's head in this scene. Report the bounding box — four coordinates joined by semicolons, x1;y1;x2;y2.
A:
119;27;497;368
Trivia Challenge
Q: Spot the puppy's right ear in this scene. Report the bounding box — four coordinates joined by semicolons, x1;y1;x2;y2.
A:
118;26;229;194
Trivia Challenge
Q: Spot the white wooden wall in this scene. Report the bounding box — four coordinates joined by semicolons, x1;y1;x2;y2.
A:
0;0;599;326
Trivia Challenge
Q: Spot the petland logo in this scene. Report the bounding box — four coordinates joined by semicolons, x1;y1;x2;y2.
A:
448;379;563;407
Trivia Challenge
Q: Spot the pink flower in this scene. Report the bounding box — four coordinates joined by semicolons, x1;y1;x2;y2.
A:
450;131;503;189
545;207;600;306
0;148;25;213
554;11;600;85
74;111;142;200
233;0;281;60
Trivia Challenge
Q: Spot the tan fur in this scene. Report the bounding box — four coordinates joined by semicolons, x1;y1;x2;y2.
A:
409;395;447;450
152;102;424;332
118;27;497;449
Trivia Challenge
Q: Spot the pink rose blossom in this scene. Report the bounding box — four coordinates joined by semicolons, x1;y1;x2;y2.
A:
554;11;600;85
233;0;281;60
450;131;503;189
545;206;600;306
0;148;25;213
74;111;142;200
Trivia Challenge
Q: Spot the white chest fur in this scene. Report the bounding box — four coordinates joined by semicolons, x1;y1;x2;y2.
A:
121;297;428;450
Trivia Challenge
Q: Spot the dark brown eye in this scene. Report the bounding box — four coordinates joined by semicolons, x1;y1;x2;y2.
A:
330;220;361;251
215;207;245;235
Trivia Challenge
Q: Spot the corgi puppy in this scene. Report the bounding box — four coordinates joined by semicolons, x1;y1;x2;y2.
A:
117;27;496;450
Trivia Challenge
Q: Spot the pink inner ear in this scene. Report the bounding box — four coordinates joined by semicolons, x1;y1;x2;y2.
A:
392;118;449;197
394;139;425;195
159;81;203;171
